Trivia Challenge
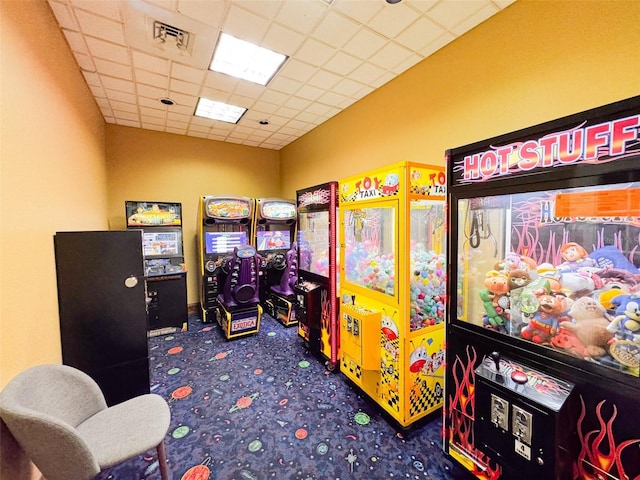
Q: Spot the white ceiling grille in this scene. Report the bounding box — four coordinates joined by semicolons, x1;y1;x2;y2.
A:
153;21;190;51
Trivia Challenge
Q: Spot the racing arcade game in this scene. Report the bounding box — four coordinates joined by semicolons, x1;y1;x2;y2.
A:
254;198;298;326
125;201;187;333
295;182;340;371
197;196;261;338
444;97;640;480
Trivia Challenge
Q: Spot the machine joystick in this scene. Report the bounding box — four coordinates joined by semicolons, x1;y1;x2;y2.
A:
489;351;501;372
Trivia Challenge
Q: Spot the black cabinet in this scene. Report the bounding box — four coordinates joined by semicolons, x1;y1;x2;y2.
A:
54;230;150;406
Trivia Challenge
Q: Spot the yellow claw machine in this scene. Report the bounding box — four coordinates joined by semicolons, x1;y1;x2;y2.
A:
339;161;447;428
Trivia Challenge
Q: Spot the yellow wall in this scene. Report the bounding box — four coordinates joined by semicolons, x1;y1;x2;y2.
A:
280;0;640;195
105;125;280;304
0;0;107;388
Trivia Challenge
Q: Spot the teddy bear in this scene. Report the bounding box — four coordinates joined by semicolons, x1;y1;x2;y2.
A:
508;268;532;291
521;293;571;344
559;296;613;358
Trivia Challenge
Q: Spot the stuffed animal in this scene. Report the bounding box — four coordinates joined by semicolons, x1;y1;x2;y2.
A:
560;296;612;358
483;270;510;314
508;268;532;291
495;254;537;273
551;329;591;359
607;300;640;343
479;288;508;330
557;242;596;273
521;294;570;344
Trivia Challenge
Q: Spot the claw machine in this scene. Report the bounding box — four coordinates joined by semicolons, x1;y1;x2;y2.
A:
295;182;339;370
339;161;447;428
444;96;640;480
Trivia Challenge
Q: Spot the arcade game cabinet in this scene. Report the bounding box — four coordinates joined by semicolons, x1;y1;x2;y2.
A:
444;96;640;480
125;201;187;333
254;197;298;326
295;182;340;371
197;196;261;339
339;161;447;428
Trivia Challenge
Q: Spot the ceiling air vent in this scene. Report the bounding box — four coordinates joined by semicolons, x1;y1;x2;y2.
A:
153;21;190;51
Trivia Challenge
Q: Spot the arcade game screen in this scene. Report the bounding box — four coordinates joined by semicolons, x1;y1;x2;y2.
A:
205;231;248;255
457;181;640;377
142;231;182;257
256;230;290;252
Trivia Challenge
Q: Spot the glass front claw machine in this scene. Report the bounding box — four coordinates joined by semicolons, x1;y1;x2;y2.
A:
444;97;640;480
339;161;447;428
295;182;340;371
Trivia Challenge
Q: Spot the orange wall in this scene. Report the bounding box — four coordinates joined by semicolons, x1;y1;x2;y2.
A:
105;125;280;303
0;0;107;388
280;0;640;196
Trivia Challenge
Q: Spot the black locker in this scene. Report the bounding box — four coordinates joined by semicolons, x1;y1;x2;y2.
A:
54;230;150;406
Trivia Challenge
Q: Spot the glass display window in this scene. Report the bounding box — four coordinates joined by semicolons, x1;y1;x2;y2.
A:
456;182;640;377
297;210;331;277
409;200;446;332
343;206;396;297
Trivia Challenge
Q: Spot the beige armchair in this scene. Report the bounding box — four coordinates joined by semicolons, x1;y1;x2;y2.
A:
0;364;170;480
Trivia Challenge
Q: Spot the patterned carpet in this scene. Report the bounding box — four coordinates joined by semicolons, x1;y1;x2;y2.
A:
96;314;472;480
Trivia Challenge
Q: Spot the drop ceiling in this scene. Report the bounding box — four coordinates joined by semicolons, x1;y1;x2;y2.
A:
47;0;515;150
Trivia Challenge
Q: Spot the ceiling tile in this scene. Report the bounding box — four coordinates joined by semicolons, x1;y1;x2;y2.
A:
94;58;133;80
342;28;386;60
71;0;122;21
132;51;170;74
395;16;446;52
323;51;360;76
223;4;270;44
100;75;135;94
307;69;341;90
275;0;327;35
74;10;125;45
367;2;421;39
262;23;305;56
295;38;336;67
332;0;382;24
49;1;80;30
47;0;513;150
62;30;89;55
85;37;130;63
311;11;359;48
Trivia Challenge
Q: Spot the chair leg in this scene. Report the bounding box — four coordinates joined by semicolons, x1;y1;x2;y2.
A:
156;441;170;480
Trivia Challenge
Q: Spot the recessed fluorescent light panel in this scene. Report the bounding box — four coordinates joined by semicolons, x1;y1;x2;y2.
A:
195;98;247;124
210;33;287;86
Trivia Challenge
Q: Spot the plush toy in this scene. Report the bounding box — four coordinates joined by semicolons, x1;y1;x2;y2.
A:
559;296;612;358
551;329;591;359
479;288;508;330
508;268;532;291
483;270;510;314
516;277;552;319
557;242;596;273
537;263;563;293
521;294;570;344
495;253;537;273
559;270;601;297
607;300;640;343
